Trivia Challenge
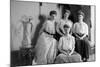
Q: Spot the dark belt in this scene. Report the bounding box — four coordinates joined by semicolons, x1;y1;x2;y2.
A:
43;30;55;35
76;33;84;37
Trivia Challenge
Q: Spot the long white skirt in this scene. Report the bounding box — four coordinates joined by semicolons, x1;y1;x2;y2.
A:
32;32;57;65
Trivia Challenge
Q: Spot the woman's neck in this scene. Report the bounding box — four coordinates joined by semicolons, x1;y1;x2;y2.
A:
65;33;70;37
50;19;55;22
79;19;83;23
64;17;68;21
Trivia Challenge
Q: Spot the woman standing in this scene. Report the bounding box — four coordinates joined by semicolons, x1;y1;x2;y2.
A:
32;10;57;65
56;10;73;41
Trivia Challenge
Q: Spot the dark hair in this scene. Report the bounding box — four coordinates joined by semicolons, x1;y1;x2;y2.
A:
49;10;57;16
62;9;71;19
63;24;70;28
65;10;71;15
78;10;85;17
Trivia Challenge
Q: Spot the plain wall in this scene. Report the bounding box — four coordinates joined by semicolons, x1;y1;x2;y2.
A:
11;0;40;51
11;0;60;51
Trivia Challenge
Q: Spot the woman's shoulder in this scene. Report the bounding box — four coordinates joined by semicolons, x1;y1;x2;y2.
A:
69;35;75;40
45;19;52;25
73;22;79;26
60;19;64;21
83;22;88;26
60;19;65;23
74;22;78;24
46;19;51;23
68;20;73;23
59;36;65;41
58;19;65;25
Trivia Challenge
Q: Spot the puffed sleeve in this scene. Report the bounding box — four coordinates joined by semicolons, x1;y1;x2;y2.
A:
85;23;89;35
68;20;73;34
72;36;75;50
58;37;63;51
68;36;75;55
72;23;76;34
69;20;73;28
60;20;64;30
56;20;60;32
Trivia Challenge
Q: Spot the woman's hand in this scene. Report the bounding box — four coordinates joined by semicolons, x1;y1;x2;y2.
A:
62;49;72;56
69;50;73;56
60;50;68;55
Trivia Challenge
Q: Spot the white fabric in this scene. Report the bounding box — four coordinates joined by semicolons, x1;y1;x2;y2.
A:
58;35;75;51
45;20;55;34
22;22;32;48
73;22;88;35
60;19;73;29
33;20;57;65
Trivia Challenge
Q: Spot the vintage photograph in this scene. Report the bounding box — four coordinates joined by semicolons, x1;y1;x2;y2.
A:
10;0;96;66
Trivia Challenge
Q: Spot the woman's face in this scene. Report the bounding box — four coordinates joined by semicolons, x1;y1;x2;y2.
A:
64;26;70;34
78;15;84;20
64;12;70;19
51;14;57;20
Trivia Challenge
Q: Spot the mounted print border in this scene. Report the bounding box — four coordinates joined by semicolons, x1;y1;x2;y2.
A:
10;0;96;66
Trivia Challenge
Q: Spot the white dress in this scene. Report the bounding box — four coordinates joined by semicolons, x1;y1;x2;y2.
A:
55;35;82;63
32;20;57;65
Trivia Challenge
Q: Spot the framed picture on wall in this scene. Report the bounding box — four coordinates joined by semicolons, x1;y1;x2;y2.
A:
10;0;96;67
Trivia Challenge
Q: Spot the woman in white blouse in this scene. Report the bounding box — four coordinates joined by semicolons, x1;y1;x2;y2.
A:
32;11;57;65
56;10;73;41
55;22;81;63
72;10;90;62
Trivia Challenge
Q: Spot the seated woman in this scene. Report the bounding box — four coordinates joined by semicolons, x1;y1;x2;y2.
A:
55;23;82;64
72;10;90;62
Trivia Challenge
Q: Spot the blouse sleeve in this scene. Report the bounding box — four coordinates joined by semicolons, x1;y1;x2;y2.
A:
60;20;64;29
60;20;66;34
56;21;60;32
58;37;63;51
72;23;76;34
69;20;73;28
85;23;89;35
72;37;75;50
69;20;73;34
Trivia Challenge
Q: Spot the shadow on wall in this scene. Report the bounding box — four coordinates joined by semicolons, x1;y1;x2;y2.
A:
31;14;46;47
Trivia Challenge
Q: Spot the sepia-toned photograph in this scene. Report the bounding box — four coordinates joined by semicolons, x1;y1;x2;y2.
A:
10;0;96;67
